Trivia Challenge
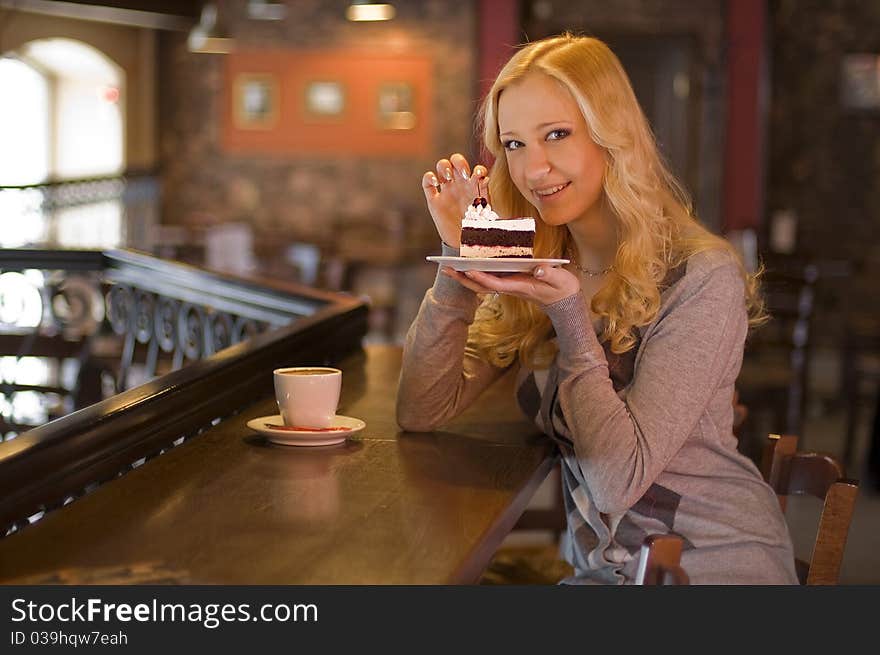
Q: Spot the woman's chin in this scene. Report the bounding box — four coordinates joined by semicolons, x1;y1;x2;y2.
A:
537;211;576;227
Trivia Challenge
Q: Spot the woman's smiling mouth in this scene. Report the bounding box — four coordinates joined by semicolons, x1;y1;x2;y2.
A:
533;182;571;199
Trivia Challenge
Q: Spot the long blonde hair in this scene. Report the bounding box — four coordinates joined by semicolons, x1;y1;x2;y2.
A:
471;33;765;369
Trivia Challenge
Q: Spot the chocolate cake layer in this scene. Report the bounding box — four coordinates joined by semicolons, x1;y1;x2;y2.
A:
460;228;534;247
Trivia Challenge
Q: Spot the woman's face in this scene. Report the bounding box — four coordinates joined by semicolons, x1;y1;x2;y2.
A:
497;72;606;227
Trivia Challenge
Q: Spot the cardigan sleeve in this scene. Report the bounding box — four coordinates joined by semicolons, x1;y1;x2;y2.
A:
543;256;748;514
396;245;511;432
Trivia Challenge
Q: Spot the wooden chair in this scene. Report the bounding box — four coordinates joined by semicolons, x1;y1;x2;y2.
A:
634;534;689;585
737;263;818;461
762;433;859;585
512;460;566;541
840;322;880;470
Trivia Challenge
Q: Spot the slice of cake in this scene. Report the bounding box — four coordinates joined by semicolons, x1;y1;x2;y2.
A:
460;197;535;258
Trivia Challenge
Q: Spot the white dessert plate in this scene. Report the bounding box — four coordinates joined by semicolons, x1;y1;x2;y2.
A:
426;256;569;273
246;414;365;446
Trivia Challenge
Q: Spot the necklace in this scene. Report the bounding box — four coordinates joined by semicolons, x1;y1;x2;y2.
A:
566;248;614;277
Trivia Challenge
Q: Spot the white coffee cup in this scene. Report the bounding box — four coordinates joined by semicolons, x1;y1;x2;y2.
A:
273;367;342;428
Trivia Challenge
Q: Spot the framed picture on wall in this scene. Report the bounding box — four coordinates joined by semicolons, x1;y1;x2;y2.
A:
840;54;880;111
304;80;345;120
377;82;416;130
223;50;432;156
233;73;279;130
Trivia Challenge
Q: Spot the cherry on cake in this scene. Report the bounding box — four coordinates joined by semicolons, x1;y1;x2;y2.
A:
460;197;535;258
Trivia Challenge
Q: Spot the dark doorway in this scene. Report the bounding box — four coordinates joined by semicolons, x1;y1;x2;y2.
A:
602;34;700;200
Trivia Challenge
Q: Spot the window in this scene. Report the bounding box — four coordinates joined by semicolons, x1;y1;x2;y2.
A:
0;38;125;248
20;38;124;179
0;57;50;186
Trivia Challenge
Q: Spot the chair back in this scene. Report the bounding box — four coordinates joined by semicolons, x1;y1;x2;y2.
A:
634;534;689;585
841;322;880;469
762;434;859;585
512;459;566;542
735;262;818;462
754;264;818;434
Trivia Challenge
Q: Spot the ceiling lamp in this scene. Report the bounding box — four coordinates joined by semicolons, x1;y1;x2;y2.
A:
247;0;288;21
346;2;396;22
187;3;234;54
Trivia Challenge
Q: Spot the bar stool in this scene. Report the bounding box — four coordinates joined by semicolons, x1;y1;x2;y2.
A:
634;534;689;585
762;433;859;584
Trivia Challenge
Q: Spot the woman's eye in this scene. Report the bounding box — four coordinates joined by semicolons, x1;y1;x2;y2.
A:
547;129;570;141
502;139;524;151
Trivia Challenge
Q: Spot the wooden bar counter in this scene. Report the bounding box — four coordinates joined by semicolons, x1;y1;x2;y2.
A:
0;346;555;585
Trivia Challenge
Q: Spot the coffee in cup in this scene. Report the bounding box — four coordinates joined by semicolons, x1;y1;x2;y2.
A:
273;366;342;429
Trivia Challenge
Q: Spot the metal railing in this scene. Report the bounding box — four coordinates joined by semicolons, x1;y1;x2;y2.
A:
0;248;352;436
0;171;159;250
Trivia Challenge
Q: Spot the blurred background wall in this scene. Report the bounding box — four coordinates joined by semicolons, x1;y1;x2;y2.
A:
766;0;880;348
156;0;477;262
0;6;158;170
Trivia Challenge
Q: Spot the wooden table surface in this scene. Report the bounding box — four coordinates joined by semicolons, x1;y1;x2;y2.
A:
0;345;555;584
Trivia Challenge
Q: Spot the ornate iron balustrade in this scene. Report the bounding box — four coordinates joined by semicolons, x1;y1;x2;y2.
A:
0;249;325;433
0;248;369;536
100;250;322;391
0;171;159;250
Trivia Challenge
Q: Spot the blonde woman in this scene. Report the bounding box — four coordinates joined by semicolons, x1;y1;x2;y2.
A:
397;34;797;584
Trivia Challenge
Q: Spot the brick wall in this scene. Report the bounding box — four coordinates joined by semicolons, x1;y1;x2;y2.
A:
157;0;477;257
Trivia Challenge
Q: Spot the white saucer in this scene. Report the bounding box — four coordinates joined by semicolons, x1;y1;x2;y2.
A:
426;255;569;273
246;414;365;446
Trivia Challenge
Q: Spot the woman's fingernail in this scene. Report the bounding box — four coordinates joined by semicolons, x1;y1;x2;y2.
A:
460;168;470;180
534;267;545;278
430;175;440;187
444;169;453;181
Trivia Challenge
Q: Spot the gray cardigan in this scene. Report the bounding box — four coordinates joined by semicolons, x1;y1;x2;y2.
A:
397;246;798;584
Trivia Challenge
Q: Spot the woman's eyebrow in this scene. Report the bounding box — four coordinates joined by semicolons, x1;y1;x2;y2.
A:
500;120;572;137
536;120;572;129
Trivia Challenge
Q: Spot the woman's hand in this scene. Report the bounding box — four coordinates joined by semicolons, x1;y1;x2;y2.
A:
421;153;489;248
440;264;582;307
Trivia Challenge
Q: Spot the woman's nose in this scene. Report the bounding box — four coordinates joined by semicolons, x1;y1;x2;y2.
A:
524;147;551;182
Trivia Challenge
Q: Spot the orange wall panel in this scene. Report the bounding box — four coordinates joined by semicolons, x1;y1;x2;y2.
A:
222;50;433;157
